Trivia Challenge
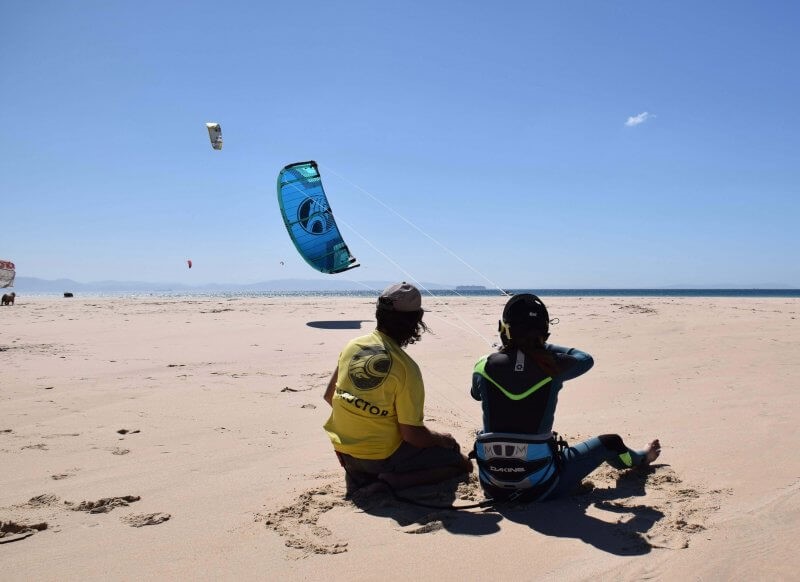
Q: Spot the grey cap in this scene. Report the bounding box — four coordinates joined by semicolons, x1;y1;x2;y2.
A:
377;282;422;312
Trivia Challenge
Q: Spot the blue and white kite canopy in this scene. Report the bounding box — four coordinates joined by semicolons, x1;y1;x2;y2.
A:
277;161;359;274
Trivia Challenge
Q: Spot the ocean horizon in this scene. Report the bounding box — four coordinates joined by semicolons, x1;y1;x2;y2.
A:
15;288;800;299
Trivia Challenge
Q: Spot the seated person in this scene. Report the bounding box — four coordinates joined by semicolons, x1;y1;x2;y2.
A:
470;293;660;501
324;282;472;496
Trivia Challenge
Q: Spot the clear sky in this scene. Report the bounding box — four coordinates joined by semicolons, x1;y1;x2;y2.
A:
2;1;798;288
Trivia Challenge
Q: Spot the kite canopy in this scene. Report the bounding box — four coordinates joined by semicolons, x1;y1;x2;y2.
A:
277;161;359;274
0;260;15;288
206;123;223;150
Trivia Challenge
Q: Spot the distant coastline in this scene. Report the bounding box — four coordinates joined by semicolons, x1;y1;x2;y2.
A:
9;276;800;298
13;277;800;299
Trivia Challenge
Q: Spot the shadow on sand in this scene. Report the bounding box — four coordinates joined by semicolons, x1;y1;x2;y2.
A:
497;466;667;555
350;466;667;555
306;320;371;330
350;476;502;537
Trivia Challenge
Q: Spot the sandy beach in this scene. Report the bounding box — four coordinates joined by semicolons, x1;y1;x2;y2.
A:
1;294;799;580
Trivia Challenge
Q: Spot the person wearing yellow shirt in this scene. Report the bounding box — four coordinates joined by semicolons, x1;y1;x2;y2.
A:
324;282;472;496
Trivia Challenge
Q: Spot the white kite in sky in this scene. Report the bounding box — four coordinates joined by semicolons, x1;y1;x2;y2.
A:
206;123;223;150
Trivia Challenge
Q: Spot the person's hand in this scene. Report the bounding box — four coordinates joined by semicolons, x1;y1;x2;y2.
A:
438;433;460;452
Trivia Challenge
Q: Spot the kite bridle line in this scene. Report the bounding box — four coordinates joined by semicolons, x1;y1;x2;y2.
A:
332;221;497;348
320;164;511;298
283;176;497;348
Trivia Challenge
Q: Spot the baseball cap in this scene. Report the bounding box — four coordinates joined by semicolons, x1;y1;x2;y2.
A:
377;282;422;312
502;293;549;333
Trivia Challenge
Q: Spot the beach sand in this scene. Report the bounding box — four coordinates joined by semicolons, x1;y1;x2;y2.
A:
1;294;799;580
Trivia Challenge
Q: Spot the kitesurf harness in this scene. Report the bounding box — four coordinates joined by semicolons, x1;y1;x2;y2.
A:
470;431;562;503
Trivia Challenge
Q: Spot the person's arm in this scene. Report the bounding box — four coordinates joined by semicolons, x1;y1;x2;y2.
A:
544;343;594;381
470;355;488;401
399;423;460;451
323;366;338;406
470;371;483;401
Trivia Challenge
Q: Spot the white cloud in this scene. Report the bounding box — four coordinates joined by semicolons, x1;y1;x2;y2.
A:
625;111;654;127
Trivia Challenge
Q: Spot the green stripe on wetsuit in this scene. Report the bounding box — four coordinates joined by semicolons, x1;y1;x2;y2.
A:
474;356;553;401
618;451;633;467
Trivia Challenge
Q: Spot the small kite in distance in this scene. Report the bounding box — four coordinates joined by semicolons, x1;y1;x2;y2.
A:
187;259;193;269
206;123;223;150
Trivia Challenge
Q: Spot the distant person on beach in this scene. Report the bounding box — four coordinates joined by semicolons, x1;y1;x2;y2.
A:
470;293;660;502
324;282;472;496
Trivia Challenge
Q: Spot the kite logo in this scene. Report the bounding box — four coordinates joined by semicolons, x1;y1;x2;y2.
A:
297;196;334;235
348;346;392;390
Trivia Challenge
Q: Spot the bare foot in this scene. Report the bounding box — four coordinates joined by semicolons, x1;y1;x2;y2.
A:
643;439;661;465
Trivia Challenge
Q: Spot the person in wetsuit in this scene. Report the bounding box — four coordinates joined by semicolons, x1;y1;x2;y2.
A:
470;293;660;501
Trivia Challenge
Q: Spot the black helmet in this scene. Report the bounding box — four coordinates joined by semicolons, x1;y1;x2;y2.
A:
499;293;550;345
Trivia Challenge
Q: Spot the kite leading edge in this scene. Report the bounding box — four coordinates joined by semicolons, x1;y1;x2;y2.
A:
276;161;359;274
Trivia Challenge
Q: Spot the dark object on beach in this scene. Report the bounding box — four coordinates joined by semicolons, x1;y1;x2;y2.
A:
1;292;15;305
1;520;48;544
63;292;74;298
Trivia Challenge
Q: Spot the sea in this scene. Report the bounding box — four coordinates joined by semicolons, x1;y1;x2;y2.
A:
23;288;800;299
252;288;800;299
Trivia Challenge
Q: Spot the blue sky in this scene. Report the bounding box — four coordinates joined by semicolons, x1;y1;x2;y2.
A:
2;1;798;288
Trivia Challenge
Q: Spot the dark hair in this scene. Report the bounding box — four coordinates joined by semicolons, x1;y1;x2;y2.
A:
500;328;559;376
376;309;429;347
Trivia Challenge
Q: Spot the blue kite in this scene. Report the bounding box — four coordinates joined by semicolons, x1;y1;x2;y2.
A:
277;161;360;274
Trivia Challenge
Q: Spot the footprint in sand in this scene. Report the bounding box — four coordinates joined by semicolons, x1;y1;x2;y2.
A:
121;512;171;527
72;495;141;514
51;473;73;480
402;520;446;534
21;443;48;450
577;464;728;550
256;484;349;556
259;477;470;556
26;494;62;508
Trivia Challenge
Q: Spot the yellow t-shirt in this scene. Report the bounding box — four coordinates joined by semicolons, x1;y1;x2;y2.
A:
323;330;425;460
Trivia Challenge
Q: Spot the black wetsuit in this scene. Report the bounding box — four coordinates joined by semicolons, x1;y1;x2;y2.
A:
471;344;648;500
